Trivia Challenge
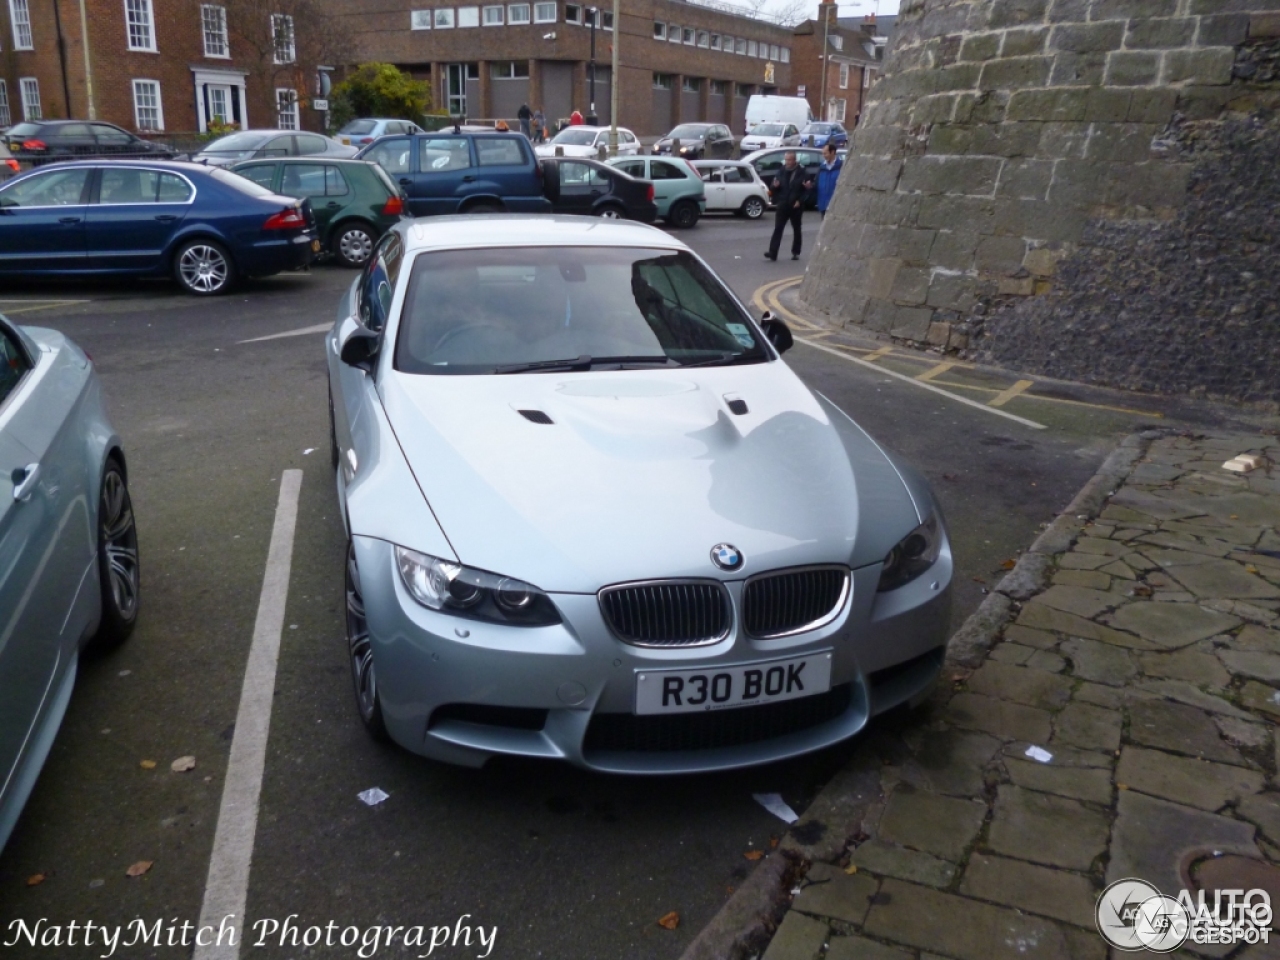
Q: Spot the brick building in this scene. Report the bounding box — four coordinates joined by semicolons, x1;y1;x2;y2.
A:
327;0;796;134
0;0;334;135
789;1;881;127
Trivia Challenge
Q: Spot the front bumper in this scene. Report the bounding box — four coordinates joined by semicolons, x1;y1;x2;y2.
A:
355;536;951;774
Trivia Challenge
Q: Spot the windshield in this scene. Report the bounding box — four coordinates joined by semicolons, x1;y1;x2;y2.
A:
667;125;707;140
752;124;784;137
6;123;41;139
198;132;270;155
802;124;835;134
551;128;598;146
394;246;768;375
340;120;378;135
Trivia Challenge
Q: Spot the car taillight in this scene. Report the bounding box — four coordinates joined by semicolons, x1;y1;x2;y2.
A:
22;139;46;151
646;184;654;203
263;207;307;230
359;137;374;144
381;195;404;215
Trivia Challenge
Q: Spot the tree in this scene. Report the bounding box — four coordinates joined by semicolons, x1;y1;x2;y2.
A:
330;64;431;129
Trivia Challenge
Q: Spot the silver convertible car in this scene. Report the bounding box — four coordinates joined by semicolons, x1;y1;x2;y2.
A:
327;217;952;774
0;315;139;850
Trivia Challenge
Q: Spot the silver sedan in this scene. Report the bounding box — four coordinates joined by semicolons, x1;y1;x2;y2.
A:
326;217;951;774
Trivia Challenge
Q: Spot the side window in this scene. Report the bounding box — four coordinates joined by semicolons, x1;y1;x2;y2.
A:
60;124;94;138
263;136;292;157
91;124;132;146
324;165;350;196
650;161;684;180
559;162;592;185
420;137;472;172
357;232;405;332
98;168;161;203
365;137;411;175
297;134;327;155
615;160;644;177
476;137;525;167
623;131;636;145
755;156;782;178
0;325;32;408
0;168;91;207
281;163;327;197
158;173;194;201
800;151;823;167
237;165;277;188
724;166;746;183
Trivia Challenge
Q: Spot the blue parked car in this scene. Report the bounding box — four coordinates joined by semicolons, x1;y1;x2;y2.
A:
786;122;850;150
355;131;551;217
0;160;318;295
0;312;138;852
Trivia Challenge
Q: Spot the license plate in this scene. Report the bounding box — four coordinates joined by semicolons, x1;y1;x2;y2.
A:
635;652;832;716
311;239;321;252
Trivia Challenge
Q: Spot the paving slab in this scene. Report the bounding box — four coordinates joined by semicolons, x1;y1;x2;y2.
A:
1238;793;1280;848
790;863;879;926
1018;602;1156;649
1036;584;1123;619
1054;570;1112;590
1005;756;1113;805
1052;701;1123;753
1108;602;1242;649
1169;559;1280;600
1219;649;1280;684
1003;624;1059;649
761;911;828;960
1107;790;1261;893
1073;537;1132;557
903;728;1002;797
987;785;1109;872
1116;746;1265;811
1137;645;1232;688
1133;679;1255;720
944;693;1053;743
1215;715;1270;750
959;853;1098;929
1062;637;1137;686
1059;552;1113;571
825;935;914;960
966;661;1074;710
1074;682;1127;709
1241;681;1280;718
848;839;956;888
1127;699;1244;764
990;642;1037;664
877;786;987;862
863;879;1077;960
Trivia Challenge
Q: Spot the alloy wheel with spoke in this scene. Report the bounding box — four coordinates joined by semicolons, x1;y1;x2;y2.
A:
347;542;388;739
90;461;139;648
176;241;233;295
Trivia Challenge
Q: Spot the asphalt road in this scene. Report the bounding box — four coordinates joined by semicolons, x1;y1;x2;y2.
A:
0;216;1261;960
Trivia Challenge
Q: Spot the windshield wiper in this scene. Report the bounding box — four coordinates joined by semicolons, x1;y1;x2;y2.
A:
493;355;677;374
679;352;766;368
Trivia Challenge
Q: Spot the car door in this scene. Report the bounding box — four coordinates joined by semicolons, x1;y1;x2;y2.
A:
90;124;138;156
280;162;350;239
721;165;753;208
411;136;476;215
85;167;194;270
51;124;97;158
554;161;603;214
0;167;92;273
256;135;294;160
362;136;413;199
0;319;90;822
699;165;727;211
233;162;280;191
613;158;645;180
296;133;328;157
715;126;735;158
649;159;688;212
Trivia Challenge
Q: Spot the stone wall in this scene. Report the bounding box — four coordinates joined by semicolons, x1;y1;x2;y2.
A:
801;0;1280;404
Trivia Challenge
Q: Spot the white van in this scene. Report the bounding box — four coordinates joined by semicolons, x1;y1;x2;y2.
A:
744;95;814;136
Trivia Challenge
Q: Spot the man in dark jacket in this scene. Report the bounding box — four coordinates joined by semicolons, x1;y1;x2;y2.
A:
517;103;533;138
765;152;814;261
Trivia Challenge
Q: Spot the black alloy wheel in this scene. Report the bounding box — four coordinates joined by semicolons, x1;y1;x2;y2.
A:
347;541;388;740
90;459;140;649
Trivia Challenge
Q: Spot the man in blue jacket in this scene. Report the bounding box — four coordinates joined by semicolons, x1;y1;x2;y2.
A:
817;143;843;219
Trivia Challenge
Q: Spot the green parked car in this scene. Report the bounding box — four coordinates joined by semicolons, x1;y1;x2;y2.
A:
230;157;408;267
605;156;705;228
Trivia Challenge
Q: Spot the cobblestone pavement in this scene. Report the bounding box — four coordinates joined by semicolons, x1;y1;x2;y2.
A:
744;431;1280;960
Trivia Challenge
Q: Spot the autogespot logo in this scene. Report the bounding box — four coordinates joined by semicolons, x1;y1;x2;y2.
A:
1096;878;1190;953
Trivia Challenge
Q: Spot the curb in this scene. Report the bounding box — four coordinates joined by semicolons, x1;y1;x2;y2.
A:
679;428;1162;960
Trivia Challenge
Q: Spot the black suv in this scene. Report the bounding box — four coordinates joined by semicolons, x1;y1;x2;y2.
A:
652;123;736;161
6;121;174;165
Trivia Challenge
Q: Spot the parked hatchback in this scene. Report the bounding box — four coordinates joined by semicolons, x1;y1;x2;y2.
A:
0;160;317;294
534;125;643;159
785;122;850;150
652;123;736;161
356;131;551;216
232;157;407;267
6;121;174;165
691;160;770;219
606;155;705;228
542;158;655;222
192;130;358;167
0;313;139;852
739;123;799;155
336;118;426;147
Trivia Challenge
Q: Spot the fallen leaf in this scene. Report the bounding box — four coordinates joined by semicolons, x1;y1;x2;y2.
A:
844;864;858;875
744;850;764;861
1247;565;1259;574
971;576;986;584
125;861;153;878
25;874;45;887
657;911;679;930
170;756;196;773
1230;515;1239;520
139;760;156;770
1117;783;1129;791
1000;559;1017;570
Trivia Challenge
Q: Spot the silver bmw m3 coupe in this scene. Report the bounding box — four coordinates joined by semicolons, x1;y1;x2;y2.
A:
327;217;952;774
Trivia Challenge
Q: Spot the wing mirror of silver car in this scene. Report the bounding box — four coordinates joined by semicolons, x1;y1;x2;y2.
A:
759;311;794;355
340;327;381;373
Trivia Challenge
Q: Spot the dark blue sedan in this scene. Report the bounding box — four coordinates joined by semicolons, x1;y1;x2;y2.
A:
0;160;318;295
788;122;850;150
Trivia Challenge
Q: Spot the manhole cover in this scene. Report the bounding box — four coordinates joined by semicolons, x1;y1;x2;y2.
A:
1192;855;1280;927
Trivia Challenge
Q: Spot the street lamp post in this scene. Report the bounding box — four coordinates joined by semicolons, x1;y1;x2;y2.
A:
587;6;598;125
608;0;619;153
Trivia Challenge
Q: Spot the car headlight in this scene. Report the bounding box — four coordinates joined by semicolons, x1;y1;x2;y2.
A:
394;546;561;626
876;515;942;592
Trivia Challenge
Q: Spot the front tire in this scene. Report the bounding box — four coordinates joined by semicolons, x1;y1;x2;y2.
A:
667;200;700;229
595;204;625;219
174;239;235;296
332;222;376;268
741;196;765;220
347;541;388;741
89;459;139;650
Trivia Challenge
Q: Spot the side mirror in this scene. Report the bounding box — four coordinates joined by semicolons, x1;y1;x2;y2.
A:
340;326;381;373
760;311;793;355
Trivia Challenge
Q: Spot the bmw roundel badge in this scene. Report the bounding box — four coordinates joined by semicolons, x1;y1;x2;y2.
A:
711;543;743;571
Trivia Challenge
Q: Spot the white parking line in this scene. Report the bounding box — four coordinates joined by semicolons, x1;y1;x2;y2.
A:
238;323;330;344
194;470;302;960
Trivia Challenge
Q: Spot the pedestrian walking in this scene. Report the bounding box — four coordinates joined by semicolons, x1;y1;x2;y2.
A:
816;143;843;220
517;103;533;138
764;152;814;262
570;109;584;126
532;108;546;143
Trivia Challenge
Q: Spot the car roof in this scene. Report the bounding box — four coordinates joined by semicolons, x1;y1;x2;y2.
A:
691;159;749;166
24;119;124;128
10;158;223;174
236;156;372;166
398;216;682;254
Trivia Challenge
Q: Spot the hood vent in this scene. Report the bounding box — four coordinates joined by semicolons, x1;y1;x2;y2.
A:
518;409;554;424
724;394;749;416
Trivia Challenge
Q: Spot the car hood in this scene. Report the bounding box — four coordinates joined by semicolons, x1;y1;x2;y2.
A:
380;363;920;592
535;144;597;158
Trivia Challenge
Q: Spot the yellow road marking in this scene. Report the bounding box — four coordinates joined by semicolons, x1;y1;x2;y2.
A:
916;361;957;382
0;301;85;315
864;345;894;362
989;379;1034;407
